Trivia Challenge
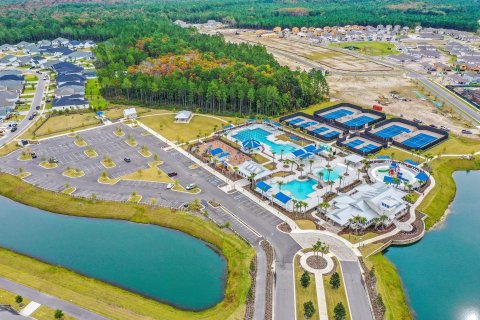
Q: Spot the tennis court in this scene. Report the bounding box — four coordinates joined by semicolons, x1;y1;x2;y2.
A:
287;118;304;125
298;121;318;128
374;124;411;139
321;131;340;138
358;144;378;153
402;133;438;148
311;127;329;134
346;139;364;148
322;108;354;120
344;115;375;127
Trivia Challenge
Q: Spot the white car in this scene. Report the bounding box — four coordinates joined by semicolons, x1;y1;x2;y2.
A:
185;183;196;190
166;183;173;190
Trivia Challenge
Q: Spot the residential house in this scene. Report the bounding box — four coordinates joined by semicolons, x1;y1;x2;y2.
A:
56;74;86;86
65;51;94;62
0;80;23;93
0;55;17;67
463;72;480;84
0;44;17;52
52;37;70;47
389;53;416;63
52;94;89;111
37;40;52;47
54;85;85;98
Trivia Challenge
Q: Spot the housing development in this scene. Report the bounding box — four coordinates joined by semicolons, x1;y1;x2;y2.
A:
0;1;479;320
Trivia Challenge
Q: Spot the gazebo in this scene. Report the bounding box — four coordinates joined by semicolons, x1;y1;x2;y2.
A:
242;139;262;153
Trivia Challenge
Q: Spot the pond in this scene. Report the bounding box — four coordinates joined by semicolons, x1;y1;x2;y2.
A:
0;196;226;310
385;171;480;320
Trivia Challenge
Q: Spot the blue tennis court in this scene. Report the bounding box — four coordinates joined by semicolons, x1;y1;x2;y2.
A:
288;118;303;125
346;139;364;148
311;127;329;134
402;133;438;148
375;124;410;138
322;109;354;120
321;131;340;138
298;121;318;128
359;144;378;153
344;115;375;127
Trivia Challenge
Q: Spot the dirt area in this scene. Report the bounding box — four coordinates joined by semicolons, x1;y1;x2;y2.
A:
222;31;395;73
328;75;474;135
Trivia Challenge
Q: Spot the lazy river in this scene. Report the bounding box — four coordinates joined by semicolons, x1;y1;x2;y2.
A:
0;196;226;310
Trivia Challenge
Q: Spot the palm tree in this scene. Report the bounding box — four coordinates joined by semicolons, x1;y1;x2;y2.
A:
339;175;344;189
309;159;314;175
344;160;350;176
328;180;334;193
378;214;389;229
320;243;330;257
249;172;257;187
278;181;285;191
272;151;276;165
280;149;284;161
311;240;322;257
357;168;362;181
292;199;298;214
320;201;330;214
317;171;324;188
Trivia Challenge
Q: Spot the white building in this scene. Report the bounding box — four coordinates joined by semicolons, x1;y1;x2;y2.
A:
123;107;137;119
326;182;408;228
237;160;271;181
174;110;193;123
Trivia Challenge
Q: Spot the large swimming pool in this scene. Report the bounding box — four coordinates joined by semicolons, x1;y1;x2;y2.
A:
232;127;297;154
281;178;317;200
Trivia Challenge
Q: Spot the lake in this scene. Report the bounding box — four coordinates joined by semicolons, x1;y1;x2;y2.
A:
385;171;480;320
0;196;226;310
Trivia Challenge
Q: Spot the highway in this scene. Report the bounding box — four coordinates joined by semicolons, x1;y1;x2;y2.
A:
0;71;49;145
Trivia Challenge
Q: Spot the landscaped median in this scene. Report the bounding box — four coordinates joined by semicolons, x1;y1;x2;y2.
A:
0;173;255;320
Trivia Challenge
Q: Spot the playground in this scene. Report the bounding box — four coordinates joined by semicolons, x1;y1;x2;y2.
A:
369;161;427;189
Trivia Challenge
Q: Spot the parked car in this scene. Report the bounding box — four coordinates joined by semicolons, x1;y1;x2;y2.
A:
28;115;34;120
462;129;472;134
124;157;131;163
35;105;40;110
413;118;422;124
167;172;178;177
31;152;37;159
440;126;450;131
166;183;173;190
10;127;17;132
429;124;438;129
49;157;59;163
185;183;196;190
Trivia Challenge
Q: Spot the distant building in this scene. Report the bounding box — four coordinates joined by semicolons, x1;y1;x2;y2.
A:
174;110;193;123
123;107;137;119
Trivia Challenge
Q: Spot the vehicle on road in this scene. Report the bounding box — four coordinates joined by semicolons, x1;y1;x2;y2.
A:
28;115;34;120
462;129;472;134
186;183;196;190
124;157;131;163
35;106;40;110
413;118;422;124
440;126;450;131
167;172;178;177
31;152;37;159
166;183;173;190
429;124;438;129
10;127;17;132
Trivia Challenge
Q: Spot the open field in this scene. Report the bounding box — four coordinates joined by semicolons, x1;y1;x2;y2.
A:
323;258;350;320
294;255;319;320
375;147;418;162
33;114;102;138
138;113;234;142
0;173;254;320
328;75;473;135
222;31;395;73
428;135;480;155
330;41;399;56
0;287;31;312
85;78;110;110
365;255;412;320
31;305;76;320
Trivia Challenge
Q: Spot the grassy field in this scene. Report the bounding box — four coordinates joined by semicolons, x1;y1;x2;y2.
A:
121;162;172;183
359;242;385;258
103;106;154;120
0;287;31;312
375;147;419;162
24;74;38;82
63;168;85;178
84;148;98;158
323;258;350;320
85;78;109;110
428;135;480;155
330;41;399;56
340;232;378;244
365;254;412;320
418;157;480;229
138;113;233;142
0;173;254;320
296;219;317;230
34;113;101;138
39;161;57;169
31;305;76;320
295;101;343;116
294;255;319;320
0;142;21;157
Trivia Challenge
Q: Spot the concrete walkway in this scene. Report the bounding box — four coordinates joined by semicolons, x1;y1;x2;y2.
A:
19;301;40;317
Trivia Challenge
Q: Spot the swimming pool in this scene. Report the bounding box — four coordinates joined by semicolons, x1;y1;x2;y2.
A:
281;179;317;200
233;127;297;154
317;167;343;181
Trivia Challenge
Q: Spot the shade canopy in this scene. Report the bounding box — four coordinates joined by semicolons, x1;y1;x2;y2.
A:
256;181;272;192
275;192;292;204
415;172;428;182
242;139;261;149
383;176;400;185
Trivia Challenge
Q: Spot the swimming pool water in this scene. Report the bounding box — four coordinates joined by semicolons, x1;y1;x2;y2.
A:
317;167;343;181
281;179;317;200
233;128;297;154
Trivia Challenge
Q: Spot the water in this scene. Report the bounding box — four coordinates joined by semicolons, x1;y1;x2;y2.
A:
233;127;297;154
281;178;317;200
0;196;226;310
317;167;343;181
385;171;480;320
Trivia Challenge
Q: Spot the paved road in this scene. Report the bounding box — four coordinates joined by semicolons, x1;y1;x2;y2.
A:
341;262;374;320
0;277;108;320
0;71;49;145
0;124;302;320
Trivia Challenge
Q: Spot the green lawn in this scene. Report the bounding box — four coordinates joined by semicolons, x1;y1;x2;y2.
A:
340;232;378;244
365;255;412;320
418;157;480;229
294;255;319;320
0;142;21;157
323;258;350;320
0;173;254;320
85;78;110;110
0;287;31;312
428;135;480;156
24;74;38;82
34;113;101;138
330;41;399;56
31;305;76;320
375;147;419;162
139;113;233;142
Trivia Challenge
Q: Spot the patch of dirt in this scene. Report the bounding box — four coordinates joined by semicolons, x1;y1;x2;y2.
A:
306;255;327;270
